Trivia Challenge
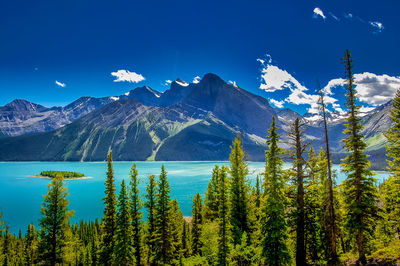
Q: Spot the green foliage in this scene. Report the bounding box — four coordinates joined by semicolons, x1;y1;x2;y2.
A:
203;166;219;221
114;179;134;265
39;171;84;179
37;176;74;265
229;135;250;245
217;166;230;266
154;165;174;264
145;174;157;264
262;116;291;265
191;193;203;256
129;163;143;265
341;49;380;264
99;150;117;265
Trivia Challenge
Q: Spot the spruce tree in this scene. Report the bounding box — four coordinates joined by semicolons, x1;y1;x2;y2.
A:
154;165;174;264
204;165;219;221
170;199;183;262
114;179;134;265
304;146;323;263
318;88;339;265
262;116;291;265
341;49;379;264
191;193;203;255
287;118;307;266
37;176;73;265
384;88;400;238
129;163;143;265
24;223;38;265
229;135;250;245
99;150;117;265
145;174;157;265
217;166;230;266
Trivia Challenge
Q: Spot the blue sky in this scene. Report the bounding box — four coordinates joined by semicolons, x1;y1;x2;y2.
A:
0;0;399;114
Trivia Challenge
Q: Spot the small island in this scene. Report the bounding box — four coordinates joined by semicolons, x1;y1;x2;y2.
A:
32;171;92;180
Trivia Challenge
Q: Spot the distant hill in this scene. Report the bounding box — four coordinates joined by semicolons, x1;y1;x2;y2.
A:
0;73;393;169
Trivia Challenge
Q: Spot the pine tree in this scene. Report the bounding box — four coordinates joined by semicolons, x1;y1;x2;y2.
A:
262;116;291;265
37;176;73;266
181;221;189;258
2;226;10;266
191;193;203;255
154;165;174;264
204;166;219;221
129;163;143;265
318;88;339;265
170;199;184;262
99;150;117;265
287;118;307;266
304;146;323;263
114;179;134;265
24;224;38;265
217;166;230;266
145;174;157;265
229;135;250;245
341;49;379;264
384;88;400;238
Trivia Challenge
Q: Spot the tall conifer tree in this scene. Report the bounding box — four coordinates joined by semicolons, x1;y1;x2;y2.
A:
129;163;143;265
37;176;73;266
318;88;339;265
262;117;291;265
114;179;134;265
217;166;230;266
229;135;250;245
288;118;307;266
99;150;117;265
154;165;174;264
145;174;157;265
341;49;379;264
204;166;219;221
191;193;203;255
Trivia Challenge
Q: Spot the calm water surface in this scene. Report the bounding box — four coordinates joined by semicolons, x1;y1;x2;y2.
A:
0;161;389;234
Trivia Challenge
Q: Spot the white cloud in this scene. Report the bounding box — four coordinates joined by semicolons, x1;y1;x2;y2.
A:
270;99;285;108
228;80;238;87
329;12;339;21
193;76;201;84
259;64;308;93
313;7;326;19
369;21;384;32
111;69;145;83
55;80;66;87
353;72;400;105
324;73;400;106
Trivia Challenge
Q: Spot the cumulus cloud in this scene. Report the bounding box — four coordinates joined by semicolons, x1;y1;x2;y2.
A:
270;99;285;108
259;64;308;93
111;69;145;83
313;7;326;19
193;76;201;84
324;73;400;106
55;80;66;87
369;21;384;32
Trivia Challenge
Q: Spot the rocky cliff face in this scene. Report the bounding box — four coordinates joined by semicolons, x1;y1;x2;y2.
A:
0;73;393;166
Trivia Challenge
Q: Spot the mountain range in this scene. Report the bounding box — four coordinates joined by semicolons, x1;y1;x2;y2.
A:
0;73;392;169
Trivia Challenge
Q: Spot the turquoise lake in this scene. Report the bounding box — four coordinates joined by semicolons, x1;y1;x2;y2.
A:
0;161;389;234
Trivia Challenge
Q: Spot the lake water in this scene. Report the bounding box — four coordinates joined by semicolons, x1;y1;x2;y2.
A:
0;161;389;234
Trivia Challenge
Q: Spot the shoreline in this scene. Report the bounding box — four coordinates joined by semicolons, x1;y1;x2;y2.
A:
30;175;93;180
